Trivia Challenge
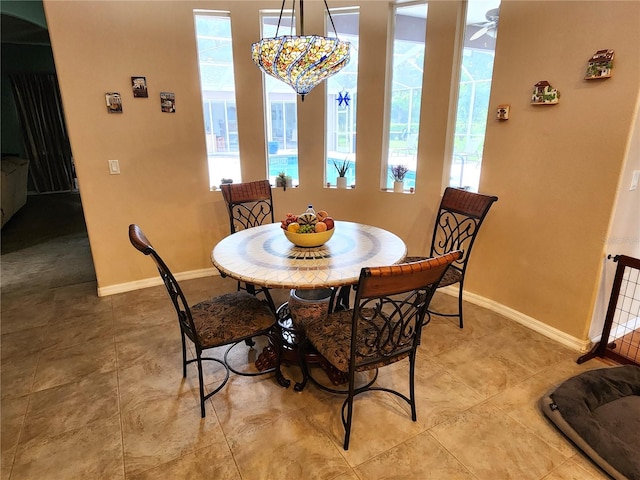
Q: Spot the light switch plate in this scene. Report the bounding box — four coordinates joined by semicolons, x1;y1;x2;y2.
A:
108;159;120;175
631;170;639;191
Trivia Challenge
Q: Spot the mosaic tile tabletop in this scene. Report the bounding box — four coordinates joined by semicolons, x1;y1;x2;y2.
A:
211;221;407;289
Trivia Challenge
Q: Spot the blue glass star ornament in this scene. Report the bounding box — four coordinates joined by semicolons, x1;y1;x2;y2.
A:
337;90;351;108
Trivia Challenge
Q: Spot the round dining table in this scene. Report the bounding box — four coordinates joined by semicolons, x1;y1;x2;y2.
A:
211;220;407;389
211;220;407;290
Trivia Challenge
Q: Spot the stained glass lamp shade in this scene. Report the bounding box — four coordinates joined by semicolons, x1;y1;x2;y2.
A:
251;1;350;99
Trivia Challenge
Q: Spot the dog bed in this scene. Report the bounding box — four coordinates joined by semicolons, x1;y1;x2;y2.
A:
539;365;640;480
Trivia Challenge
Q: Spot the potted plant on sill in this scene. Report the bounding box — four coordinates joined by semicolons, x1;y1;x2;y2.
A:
333;159;349;189
276;171;292;190
390;164;409;193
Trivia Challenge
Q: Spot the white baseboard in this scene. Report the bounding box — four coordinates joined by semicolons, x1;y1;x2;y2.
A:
439;286;593;353
97;268;220;297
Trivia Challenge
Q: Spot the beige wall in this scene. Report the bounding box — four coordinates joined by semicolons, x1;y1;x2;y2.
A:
471;0;640;339
43;0;640;342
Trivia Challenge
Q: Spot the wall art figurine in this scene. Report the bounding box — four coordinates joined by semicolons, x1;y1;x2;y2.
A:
105;92;123;113
585;49;614;79
531;81;560;105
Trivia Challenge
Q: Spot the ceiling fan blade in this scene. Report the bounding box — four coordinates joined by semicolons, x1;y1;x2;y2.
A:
470;25;489;41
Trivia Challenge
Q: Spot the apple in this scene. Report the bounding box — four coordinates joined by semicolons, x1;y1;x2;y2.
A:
316;210;329;221
323;217;334;230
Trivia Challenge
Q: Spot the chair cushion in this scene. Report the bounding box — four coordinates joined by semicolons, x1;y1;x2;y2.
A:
305;309;409;373
190;292;275;349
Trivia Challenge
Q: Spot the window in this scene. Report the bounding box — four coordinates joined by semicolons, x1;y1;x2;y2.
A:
325;8;359;187
261;12;300;187
449;0;500;192
195;11;241;189
384;2;427;192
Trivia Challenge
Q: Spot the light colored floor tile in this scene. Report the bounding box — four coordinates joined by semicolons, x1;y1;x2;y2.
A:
228;407;353;480
1;395;29;477
355;430;475;480
0;356;38;399
210;371;316;440
39;309;114;353
19;371;119;445
31;337;117;392
542;456;609;479
117;356;202;413
430;401;567;480
0;328;47;362
420;315;476;357
0;299;55;334
121;394;223;477
432;334;537;398
50;293;113;324
126;444;242;480
305;388;426;467
378;357;485;430
114;320;180;366
10;417;124;480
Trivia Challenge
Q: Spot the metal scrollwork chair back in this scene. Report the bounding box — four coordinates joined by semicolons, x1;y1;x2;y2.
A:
128;224;278;418
220;180;276;312
406;187;497;328
303;251;462;450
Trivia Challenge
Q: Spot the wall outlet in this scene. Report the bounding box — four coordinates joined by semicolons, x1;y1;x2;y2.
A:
108;159;120;175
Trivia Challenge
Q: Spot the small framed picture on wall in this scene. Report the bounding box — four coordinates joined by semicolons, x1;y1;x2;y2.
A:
105;92;123;113
131;76;148;98
160;92;175;113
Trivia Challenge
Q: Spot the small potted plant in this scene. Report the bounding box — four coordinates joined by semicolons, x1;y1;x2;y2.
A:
276;171;292;190
333;159;349;189
390;164;409;193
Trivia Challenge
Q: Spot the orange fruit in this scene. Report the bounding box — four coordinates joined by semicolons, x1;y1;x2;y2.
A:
287;222;300;233
314;221;327;232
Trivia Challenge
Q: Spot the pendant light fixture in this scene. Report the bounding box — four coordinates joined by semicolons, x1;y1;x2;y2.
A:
251;0;350;101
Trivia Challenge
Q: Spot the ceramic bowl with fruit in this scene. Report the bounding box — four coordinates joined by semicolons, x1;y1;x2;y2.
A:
281;209;336;247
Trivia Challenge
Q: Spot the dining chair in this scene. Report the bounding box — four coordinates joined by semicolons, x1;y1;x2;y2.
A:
303;251;462;450
220;179;276;312
128;224;279;418
405;187;498;328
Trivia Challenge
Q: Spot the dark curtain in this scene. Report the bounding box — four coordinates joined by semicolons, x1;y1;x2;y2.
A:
9;73;74;193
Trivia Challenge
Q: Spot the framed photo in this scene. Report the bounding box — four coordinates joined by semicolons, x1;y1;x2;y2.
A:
105;92;123;113
131;76;148;98
160;92;175;113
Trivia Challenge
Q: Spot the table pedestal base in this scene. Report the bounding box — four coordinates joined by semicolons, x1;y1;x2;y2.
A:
255;302;348;390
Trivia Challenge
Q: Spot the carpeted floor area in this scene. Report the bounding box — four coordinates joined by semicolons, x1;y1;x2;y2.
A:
1;192;88;255
1;192;95;293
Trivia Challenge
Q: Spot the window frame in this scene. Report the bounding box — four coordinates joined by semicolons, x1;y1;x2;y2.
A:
381;0;428;193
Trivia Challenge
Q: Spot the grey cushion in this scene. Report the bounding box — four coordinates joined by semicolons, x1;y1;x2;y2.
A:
539;365;640;480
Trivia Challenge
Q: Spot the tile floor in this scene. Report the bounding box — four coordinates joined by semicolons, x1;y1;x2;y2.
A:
1;196;613;479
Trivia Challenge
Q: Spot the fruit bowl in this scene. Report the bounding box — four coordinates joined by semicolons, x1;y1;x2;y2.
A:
283;228;335;247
